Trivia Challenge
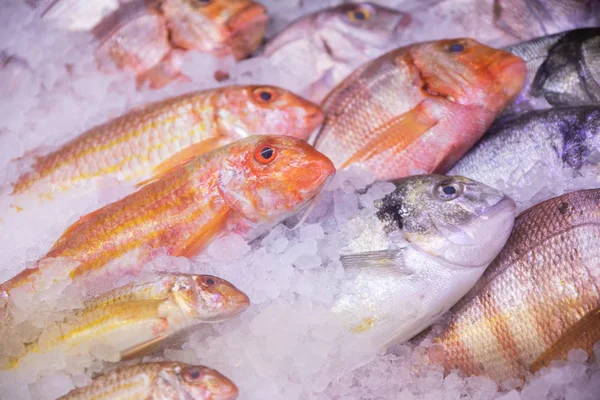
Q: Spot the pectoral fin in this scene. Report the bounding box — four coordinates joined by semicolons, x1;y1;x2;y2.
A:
340;250;412;276
171;207;230;258
530;307;600;373
340;102;438;169
135;137;223;189
120;335;166;361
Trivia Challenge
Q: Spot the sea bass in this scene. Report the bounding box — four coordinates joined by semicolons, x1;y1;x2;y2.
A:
263;2;411;103
12;85;323;197
333;175;516;351
1;136;335;296
431;189;600;382
502;28;600;116
313;39;526;181
449;107;600;206
5;273;249;369
58;362;239;400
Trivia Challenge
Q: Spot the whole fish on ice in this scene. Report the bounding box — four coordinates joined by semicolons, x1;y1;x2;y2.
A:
449;106;600;206
431;189;600;382
11;85;323;198
333;175;516;351
58;362;239;400
502;28;600;117
263;2;411;103
4;273;249;369
314;38;526;180
1;136;335;298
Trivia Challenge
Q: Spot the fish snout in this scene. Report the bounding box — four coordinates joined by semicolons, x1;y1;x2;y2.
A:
487;52;527;107
393;11;412;34
226;2;269;34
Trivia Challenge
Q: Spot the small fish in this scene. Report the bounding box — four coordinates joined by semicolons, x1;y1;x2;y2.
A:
502;28;600;116
12;85;323;196
263;2;411;102
6;273;249;369
449;107;600;205
431;189;600;382
2;136;335;296
333;175;516;351
58;362;239;400
313;39;526;181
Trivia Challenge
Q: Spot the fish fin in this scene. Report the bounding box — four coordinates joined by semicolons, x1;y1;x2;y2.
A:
340;102;438;169
135;138;222;189
530;307;600;374
171;207;231;258
92;0;161;43
340;250;413;277
120;334;167;360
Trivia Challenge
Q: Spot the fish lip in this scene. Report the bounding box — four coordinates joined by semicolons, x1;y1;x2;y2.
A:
477;195;516;220
392;12;412;35
306;110;325;130
226;3;269;34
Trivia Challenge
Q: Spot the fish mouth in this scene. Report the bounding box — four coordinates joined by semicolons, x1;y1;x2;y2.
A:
226;3;269;35
392;12;412;35
485;53;527;108
305;109;325;132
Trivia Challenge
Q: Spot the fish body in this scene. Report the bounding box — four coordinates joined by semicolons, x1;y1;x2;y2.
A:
313;39;526;181
449;107;600;205
2;135;335;295
503;28;600;116
12;85;323;196
333;175;516;351
7;273;249;368
263;2;412;103
58;362;239;399
432;189;600;382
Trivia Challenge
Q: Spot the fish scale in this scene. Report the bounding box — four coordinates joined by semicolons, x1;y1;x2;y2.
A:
434;189;600;382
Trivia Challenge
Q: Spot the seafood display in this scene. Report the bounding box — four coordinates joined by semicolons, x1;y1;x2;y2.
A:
12;85;323;198
431;189;600;383
2;135;334;297
4;274;249;369
333;175;515;351
502;28;600;116
2;0;600;399
58;362;239;399
313;38;526;180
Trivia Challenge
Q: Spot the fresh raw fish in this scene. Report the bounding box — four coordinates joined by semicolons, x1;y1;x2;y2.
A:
58;361;239;399
1;136;335;297
431;189;600;383
12;85;323;197
313;38;526;181
333;175;516;351
263;2;412;103
449;107;600;205
4;273;249;369
502;28;600;116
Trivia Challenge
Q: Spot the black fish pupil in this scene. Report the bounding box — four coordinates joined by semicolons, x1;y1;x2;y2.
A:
354;10;366;20
189;370;201;379
260;91;272;101
261;147;274;159
448;43;464;53
206;278;216;285
443;185;456;195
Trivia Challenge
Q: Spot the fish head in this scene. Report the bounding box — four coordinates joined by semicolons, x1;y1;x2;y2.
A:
377;175;516;267
161;0;268;60
171;274;250;322
218;136;335;224
408;38;527;112
162;364;239;400
218;86;324;140
317;2;411;47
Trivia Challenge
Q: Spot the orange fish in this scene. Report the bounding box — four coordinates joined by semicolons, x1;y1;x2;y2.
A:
313;38;526;181
12;85;323;197
93;0;268;88
2;136;335;297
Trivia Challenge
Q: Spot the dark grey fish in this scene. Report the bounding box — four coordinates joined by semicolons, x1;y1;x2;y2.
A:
503;28;600;116
450;106;600;207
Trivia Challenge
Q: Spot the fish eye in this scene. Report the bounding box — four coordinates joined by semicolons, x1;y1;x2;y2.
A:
189;0;212;7
447;43;465;54
255;145;277;164
435;181;463;201
201;276;220;287
182;367;205;382
347;7;372;22
252;87;277;103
